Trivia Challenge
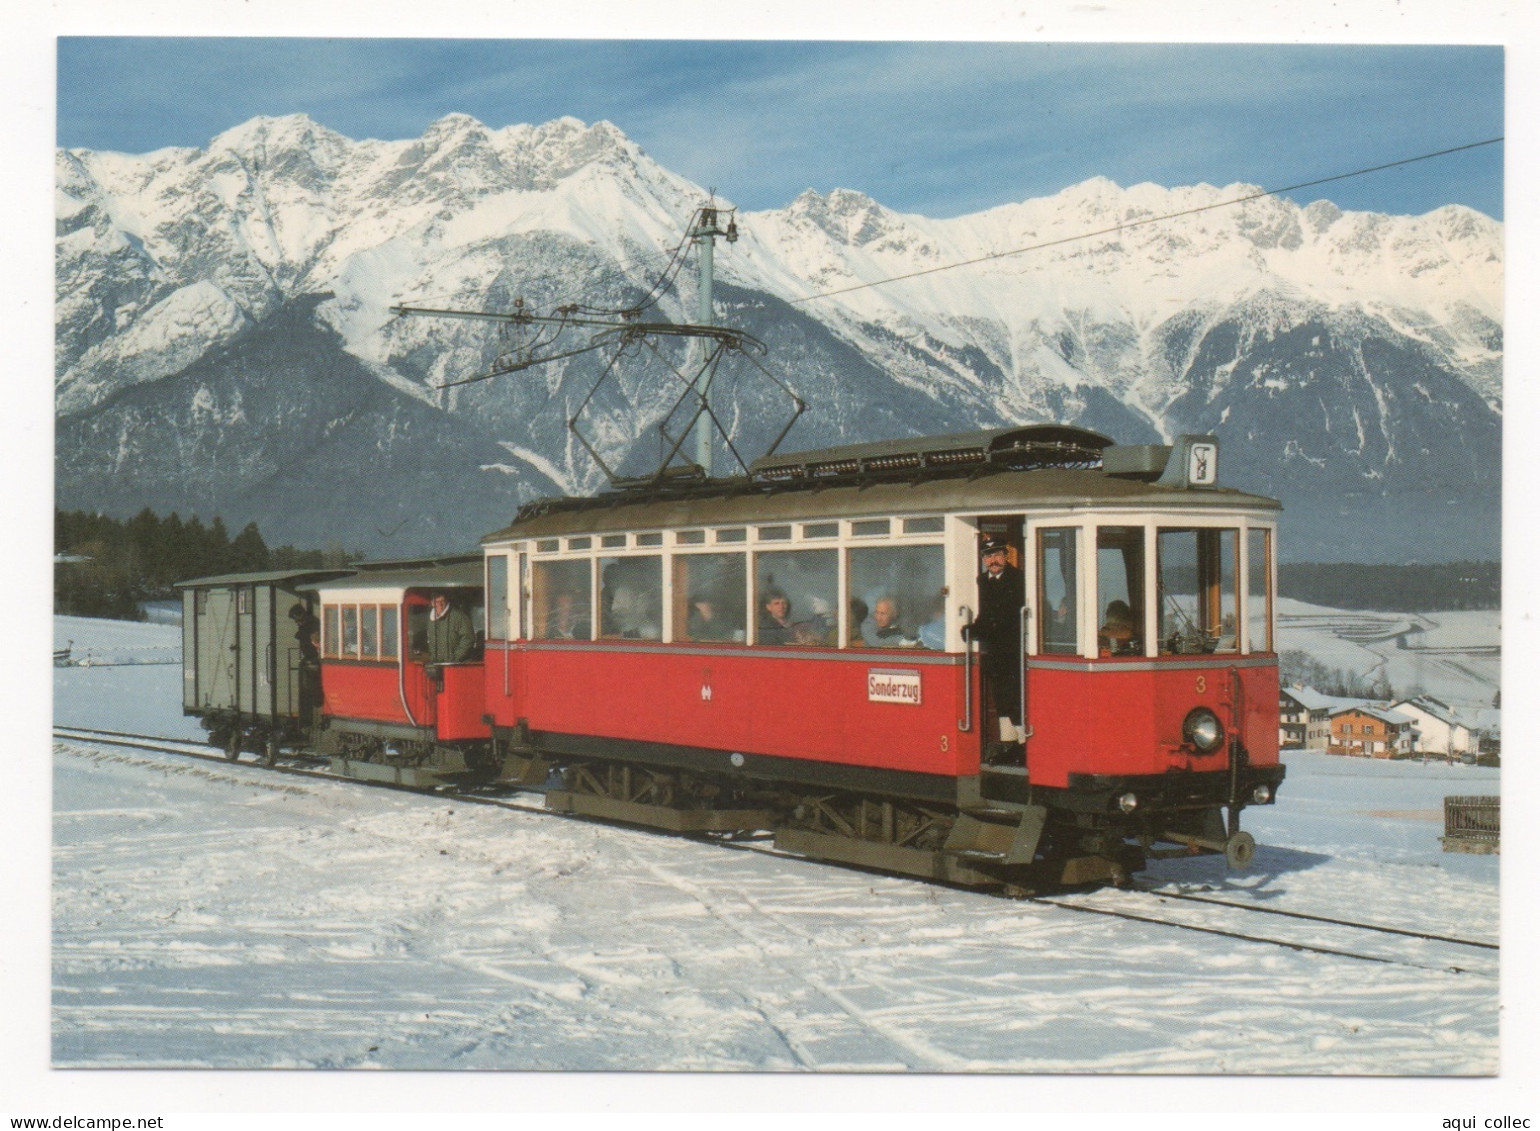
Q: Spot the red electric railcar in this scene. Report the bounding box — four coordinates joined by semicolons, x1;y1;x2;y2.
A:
437;425;1285;888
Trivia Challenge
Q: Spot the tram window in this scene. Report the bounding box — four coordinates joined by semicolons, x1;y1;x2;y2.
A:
379;605;399;660
903;517;945;535
757;525;792;542
567;537;591;551
536;539;559;553
676;530;706;545
755;550;837;646
852;519;890;537
323;605;341;658
1157;528;1239;654
531;558;592;640
636;533;663;548
359;604;378;658
601;534;626;549
599;556;663;640
341;606;360;657
848;546;946;648
673;553;747;643
1247;528;1273;653
1037;528;1081;655
716;528;747;544
1096;527;1145;656
802;522;838;539
487;556;510;640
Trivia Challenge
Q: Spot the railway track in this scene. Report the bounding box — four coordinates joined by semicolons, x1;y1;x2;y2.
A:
1029;887;1498;978
54;723;1499;976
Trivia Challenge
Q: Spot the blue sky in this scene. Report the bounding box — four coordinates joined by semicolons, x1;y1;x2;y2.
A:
57;39;1503;220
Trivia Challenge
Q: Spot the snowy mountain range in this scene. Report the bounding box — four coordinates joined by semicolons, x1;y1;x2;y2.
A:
55;113;1503;560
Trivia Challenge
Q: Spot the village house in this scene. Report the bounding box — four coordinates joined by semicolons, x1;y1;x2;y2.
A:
1389;695;1475;759
1279;686;1333;750
1328;704;1416;758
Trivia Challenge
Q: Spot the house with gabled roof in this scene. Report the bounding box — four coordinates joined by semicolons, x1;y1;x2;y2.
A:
1279;685;1333;750
1390;695;1475;759
1328;703;1416;758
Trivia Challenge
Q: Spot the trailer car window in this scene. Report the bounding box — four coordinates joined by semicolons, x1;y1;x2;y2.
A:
359;605;378;657
379;605;399;659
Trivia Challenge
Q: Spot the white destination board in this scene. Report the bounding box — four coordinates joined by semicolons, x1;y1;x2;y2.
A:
867;668;922;705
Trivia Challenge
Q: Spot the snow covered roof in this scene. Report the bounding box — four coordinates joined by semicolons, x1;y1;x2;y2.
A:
1329;703;1415;727
1281;686;1335;711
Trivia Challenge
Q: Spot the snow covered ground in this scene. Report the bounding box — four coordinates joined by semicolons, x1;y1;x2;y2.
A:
16;615;1529;1112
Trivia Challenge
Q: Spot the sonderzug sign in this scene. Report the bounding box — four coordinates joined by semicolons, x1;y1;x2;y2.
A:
867;668;922;705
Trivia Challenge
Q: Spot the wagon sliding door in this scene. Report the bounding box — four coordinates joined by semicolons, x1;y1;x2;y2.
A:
197;587;242;714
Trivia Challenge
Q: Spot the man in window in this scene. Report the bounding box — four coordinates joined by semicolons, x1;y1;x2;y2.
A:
425;592;475;665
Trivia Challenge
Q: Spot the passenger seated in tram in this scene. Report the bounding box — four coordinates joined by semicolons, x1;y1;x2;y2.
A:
847;598;870;647
1098;600;1138;656
862;596;919;647
916;595;947;651
759;588;796;644
687;594;736;642
548;590;590;641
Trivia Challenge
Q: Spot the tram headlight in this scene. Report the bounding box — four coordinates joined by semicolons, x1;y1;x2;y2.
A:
1251;784;1273;804
1116;792;1139;814
1182;707;1225;753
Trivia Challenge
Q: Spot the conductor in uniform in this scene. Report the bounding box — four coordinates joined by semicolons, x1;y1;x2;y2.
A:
968;536;1026;746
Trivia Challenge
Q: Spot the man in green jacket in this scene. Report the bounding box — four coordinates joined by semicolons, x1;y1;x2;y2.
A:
425;591;475;664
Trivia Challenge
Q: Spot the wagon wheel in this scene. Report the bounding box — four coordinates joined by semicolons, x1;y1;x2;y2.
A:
224;729;241;762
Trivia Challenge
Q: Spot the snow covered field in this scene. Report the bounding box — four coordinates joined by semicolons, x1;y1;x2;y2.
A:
38;615;1508;1091
1276;599;1500;709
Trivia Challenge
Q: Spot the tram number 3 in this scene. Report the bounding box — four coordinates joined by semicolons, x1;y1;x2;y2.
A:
940;735;949;752
1195;675;1207;694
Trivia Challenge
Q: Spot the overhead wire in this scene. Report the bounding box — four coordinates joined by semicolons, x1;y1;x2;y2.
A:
784;137;1505;306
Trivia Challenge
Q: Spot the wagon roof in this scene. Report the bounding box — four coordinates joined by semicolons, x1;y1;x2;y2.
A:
483;466;1280;542
173;568;354;589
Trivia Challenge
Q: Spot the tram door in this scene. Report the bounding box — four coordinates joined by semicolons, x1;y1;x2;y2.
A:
972;517;1026;756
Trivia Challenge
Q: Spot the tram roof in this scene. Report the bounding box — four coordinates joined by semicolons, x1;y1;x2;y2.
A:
484;464;1281;543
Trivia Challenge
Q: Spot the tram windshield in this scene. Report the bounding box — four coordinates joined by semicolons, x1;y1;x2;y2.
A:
1157;528;1239;654
1247;528;1273;653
